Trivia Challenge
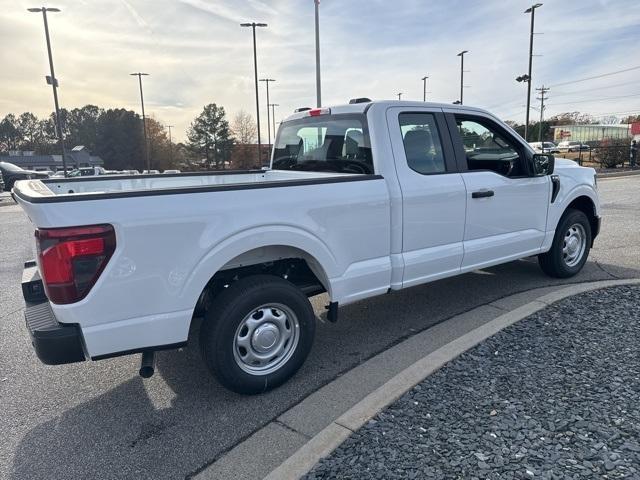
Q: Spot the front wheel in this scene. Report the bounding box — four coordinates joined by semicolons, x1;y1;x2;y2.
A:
538;208;591;278
200;275;316;394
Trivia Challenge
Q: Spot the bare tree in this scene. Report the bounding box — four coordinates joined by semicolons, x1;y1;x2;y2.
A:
231;110;257;144
231;110;258;169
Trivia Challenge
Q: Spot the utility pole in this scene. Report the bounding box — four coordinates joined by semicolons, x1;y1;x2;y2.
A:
535;86;549;143
397;92;403;100
130;72;150;171
260;78;275;148
28;7;68;176
165;125;174;164
524;3;543;141
241;22;267;164
269;103;279;142
457;50;468;105
421;75;429;102
314;0;322;107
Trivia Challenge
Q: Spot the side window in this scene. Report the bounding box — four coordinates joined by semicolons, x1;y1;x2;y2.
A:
399;113;446;175
455;117;524;177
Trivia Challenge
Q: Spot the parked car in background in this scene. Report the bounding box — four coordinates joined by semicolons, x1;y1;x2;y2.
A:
33;168;55;176
558;141;589;152
529;141;560;154
0;161;49;190
163;169;181;174
81;166;107;176
142;169;160;174
65;166;108;177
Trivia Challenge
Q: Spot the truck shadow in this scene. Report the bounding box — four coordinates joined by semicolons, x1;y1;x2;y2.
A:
10;259;640;480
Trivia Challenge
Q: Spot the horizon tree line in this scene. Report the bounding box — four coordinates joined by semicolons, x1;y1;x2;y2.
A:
0;104;262;171
1;106;637;171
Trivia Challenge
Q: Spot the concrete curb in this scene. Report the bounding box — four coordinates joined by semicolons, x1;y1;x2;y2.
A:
262;278;640;480
597;169;640;178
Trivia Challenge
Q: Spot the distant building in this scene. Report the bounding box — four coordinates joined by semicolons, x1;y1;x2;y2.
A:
551;124;632;144
228;143;271;170
0;146;104;171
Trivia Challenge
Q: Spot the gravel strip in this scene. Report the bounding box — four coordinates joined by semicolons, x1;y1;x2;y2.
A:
305;285;640;479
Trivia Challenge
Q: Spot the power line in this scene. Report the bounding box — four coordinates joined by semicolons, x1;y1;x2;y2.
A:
586;109;640;118
501;109;527;120
549;93;640;106
548;65;640;88
552;80;639;98
502;106;640;121
484;95;525;111
491;70;640;112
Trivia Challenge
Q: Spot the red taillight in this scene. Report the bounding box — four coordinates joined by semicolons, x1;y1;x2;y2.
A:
35;224;116;305
308;108;330;116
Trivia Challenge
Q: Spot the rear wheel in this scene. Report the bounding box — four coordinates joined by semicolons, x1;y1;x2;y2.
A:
200;275;316;394
538;208;591;278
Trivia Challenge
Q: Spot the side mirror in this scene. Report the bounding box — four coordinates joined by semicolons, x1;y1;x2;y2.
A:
531;153;554;176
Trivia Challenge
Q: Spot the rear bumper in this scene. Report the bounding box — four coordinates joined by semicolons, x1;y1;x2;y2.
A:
25;301;86;365
22;261;85;365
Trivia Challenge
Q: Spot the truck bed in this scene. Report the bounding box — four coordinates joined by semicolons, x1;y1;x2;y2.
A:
12;167;391;361
13;169;366;203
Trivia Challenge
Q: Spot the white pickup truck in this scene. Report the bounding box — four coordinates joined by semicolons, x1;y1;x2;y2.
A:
14;100;600;394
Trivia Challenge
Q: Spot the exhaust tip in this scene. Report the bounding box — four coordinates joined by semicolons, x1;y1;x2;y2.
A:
139;351;156;378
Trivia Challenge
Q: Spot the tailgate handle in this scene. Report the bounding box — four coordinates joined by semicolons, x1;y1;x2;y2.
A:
472;190;494;199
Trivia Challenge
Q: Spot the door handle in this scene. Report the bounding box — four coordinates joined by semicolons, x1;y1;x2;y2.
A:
472;190;494;199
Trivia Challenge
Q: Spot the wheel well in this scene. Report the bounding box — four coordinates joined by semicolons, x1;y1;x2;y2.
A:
194;247;328;316
567;196;598;240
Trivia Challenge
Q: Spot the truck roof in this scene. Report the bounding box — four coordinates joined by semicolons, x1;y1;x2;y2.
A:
283;100;492;123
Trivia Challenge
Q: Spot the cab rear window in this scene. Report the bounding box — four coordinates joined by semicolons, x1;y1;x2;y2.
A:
272;114;373;174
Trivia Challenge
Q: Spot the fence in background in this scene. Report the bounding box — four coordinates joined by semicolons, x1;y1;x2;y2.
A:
571;144;635;169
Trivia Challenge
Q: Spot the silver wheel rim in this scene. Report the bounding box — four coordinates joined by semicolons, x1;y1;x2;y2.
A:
562;223;587;268
233;303;300;375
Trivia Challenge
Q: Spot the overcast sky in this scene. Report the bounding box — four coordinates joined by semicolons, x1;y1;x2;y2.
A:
1;0;639;142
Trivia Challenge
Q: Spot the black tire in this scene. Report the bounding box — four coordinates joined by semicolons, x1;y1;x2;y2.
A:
199;275;316;394
538;208;591;278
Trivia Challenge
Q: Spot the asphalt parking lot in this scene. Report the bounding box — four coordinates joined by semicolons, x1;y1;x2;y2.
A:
1;175;639;480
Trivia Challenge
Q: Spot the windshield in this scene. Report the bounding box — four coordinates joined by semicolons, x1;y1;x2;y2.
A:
0;161;25;172
272;114;373;174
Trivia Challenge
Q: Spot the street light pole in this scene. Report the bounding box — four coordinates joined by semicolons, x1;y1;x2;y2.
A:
269;103;279;144
28;6;68;176
421;75;429;102
241;22;267;165
130;72;150;171
259;78;275;148
397;92;403;100
457;50;468;105
165;125;174;164
314;0;322;107
524;3;543;141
